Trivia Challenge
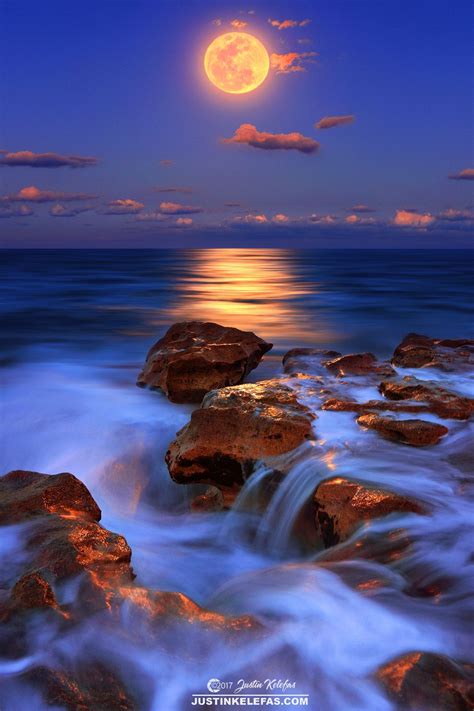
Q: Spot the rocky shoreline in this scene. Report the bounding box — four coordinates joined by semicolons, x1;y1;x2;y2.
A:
1;322;473;710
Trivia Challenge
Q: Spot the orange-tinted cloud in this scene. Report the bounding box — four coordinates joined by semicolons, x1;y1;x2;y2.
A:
0;204;34;218
159;159;174;167
230;19;247;29
449;168;474;180
0;150;98;168
1;185;96;202
223;123;319;154
232;213;269;225
272;213;289;223
175;217;193;227
315;115;355;129
309;214;337;224
270;51;317;74
159;201;203;215
345;214;360;224
103;199;144;215
351;204;376;213
268;18;311;30
393;209;435;228
50;203;93;217
438;208;474;221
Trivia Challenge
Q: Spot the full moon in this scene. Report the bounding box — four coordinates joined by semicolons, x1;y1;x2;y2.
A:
204;32;270;94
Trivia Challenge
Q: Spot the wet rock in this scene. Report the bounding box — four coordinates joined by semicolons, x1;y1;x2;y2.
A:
11;572;57;611
379;377;474;420
191;485;225;512
0;470;101;524
137;321;272;403
357;414;448;446
166;380;315;496
322;398;431;415
313;477;423;547
377;652;474;711
282;348;341;376
324;352;395;377
392;333;474;371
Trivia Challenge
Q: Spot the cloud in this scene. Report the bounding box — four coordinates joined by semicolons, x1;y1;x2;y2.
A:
230;19;247;29
212;18;222;26
49;203;93;217
223;123;319;154
272;213;289;223
309;214;337;224
270;51;317;74
438;208;474;221
345;214;360;224
175;217;193;227
449;168;474;181
0;150;98;169
103;199;144;215
268;18;311;30
135;210;169;222
350;204;376;213
159;159;174;167
393;209;435;228
232;213;269;225
153;186;192;194
345;214;376;226
1;185;96;202
315;115;355;129
0;204;34;218
159;201;203;215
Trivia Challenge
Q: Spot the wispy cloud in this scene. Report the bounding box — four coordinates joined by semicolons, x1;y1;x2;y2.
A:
223;124;319;154
1;186;96;203
0;150;98;169
270;51;317;74
438;208;474;221
49;203;93;217
159;201;203;215
393;209;435;228
153;186;192;194
135;210;169;222
230;19;247;29
175;217;193;227
0;204;34;218
268;18;311;30
448;168;474;181
103;199;144;215
224;202;241;207
350;204;376;213
159;159;174;167
315;115;355;129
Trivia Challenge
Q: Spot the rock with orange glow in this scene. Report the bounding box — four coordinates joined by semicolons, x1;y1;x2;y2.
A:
0;469;101;524
282;348;341;376
322;397;431;415
357;414;448;446
379;377;474;420
377;652;474;711
324;352;395;377
166;380;315;500
137;321;272;403
313;477;423;547
392;333;474;371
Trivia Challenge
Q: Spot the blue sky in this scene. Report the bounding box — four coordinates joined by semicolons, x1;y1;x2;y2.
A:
0;0;473;247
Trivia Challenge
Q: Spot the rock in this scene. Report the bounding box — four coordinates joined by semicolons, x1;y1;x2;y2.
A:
356;414;448;446
379;377;474;420
322;398;431;415
324;352;395;377
191;485;225;512
0;470;101;524
377;652;474;711
166;380;315;497
282;348;341;376
11;572;57;611
137;321;272;403
313;477;423;547
392;333;474;371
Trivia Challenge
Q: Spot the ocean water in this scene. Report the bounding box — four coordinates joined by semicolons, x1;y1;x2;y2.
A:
0;248;473;710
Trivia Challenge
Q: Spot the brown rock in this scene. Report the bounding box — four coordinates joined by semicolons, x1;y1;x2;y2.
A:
322;398;431;415
324;352;395;377
282;348;341;376
137;321;272;403
379;377;474;420
377;652;474;711
166;380;315;494
392;333;474;371
0;470;101;524
11;572;57;611
192;486;225;512
357;414;448;446
314;477;423;547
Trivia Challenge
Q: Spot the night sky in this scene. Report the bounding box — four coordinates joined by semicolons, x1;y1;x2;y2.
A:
1;0;473;247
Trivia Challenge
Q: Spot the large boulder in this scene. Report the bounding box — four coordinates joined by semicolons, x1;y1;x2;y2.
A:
357;414;448;446
313;477;423;547
166;380;315;500
379;377;474;420
377;652;474;711
324;352;395;378
392;333;474;371
137;321;272;403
